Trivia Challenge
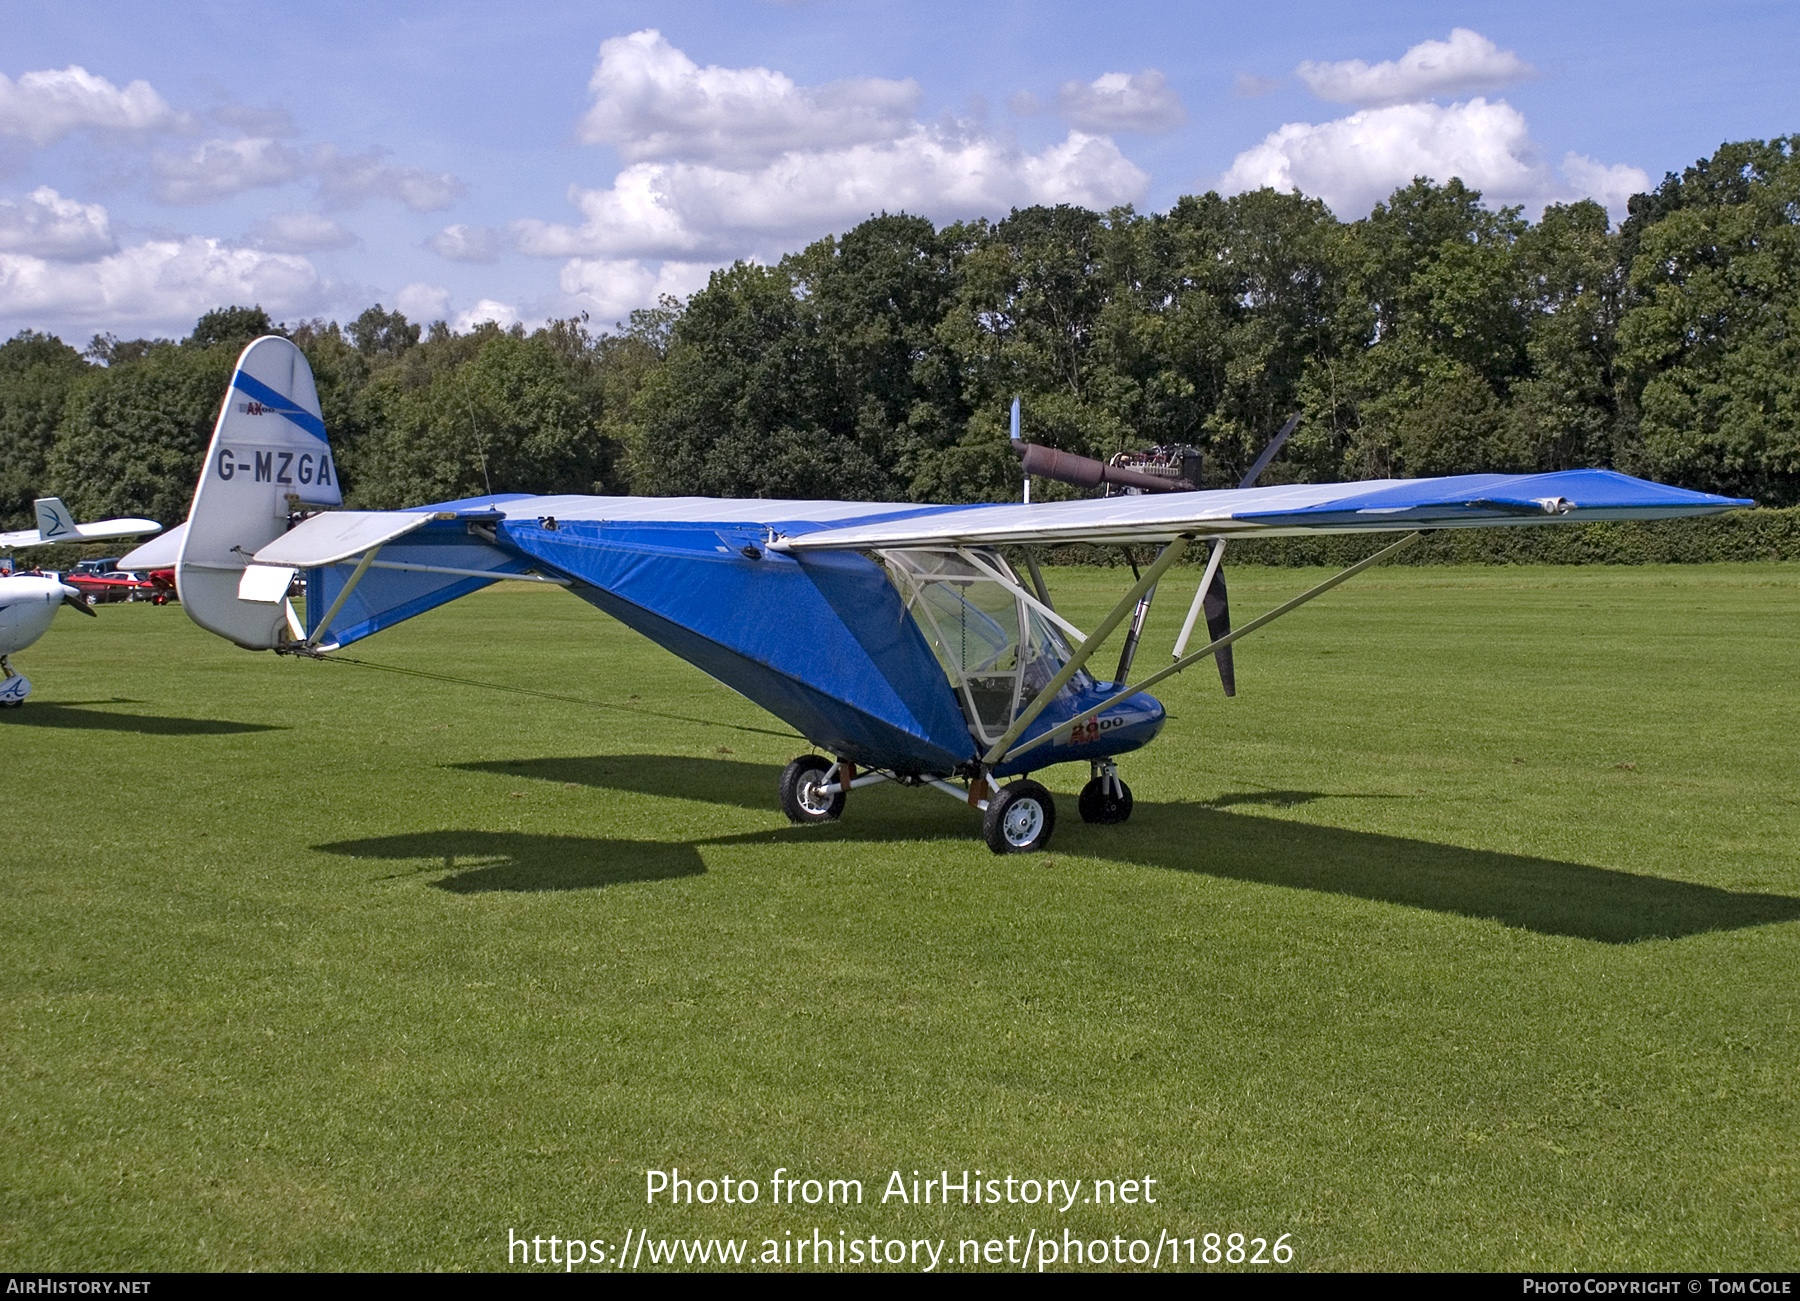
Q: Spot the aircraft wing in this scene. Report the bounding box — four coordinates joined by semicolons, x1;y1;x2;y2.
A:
769;470;1752;551
0;516;162;548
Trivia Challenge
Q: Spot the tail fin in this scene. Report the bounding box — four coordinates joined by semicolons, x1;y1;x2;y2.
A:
34;498;75;541
176;335;340;649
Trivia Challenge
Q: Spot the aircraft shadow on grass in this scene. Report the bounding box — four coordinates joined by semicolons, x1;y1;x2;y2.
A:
422;754;1800;945
1;700;282;736
315;829;704;893
456;754;784;809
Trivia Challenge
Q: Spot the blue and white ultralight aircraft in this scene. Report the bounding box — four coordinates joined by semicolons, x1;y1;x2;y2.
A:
0;497;160;707
125;337;1751;852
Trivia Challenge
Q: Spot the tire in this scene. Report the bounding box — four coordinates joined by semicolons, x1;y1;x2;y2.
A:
1078;775;1134;824
983;779;1056;854
779;754;845;823
84;593;98;606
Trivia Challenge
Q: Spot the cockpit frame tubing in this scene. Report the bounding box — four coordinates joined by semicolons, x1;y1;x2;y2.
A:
980;538;1188;768
952;546;1087;643
882;550;1021;746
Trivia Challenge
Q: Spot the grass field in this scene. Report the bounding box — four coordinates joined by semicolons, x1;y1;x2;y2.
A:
3;562;1797;1272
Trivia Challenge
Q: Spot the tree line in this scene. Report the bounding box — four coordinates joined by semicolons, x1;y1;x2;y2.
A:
2;135;1795;534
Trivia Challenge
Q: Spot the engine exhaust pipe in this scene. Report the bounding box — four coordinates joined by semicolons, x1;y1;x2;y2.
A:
1016;442;1194;494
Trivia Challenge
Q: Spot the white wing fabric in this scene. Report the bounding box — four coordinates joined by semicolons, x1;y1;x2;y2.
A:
771;470;1751;552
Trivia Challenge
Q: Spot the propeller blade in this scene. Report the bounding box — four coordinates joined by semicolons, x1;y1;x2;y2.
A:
1201;567;1235;696
63;594;97;617
1237;412;1301;490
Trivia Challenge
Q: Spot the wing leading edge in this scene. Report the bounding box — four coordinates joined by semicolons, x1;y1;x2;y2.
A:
769;470;1752;552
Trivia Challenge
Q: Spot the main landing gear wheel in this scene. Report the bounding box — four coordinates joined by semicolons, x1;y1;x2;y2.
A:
1079;774;1134;824
779;754;845;823
983;779;1056;854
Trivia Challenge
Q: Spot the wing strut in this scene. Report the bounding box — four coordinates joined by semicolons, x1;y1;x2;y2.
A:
303;545;382;650
1173;539;1229;659
1003;531;1424;765
980;539;1189;768
1169;412;1301;692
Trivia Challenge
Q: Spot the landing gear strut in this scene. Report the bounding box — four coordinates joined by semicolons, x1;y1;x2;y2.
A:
1078;760;1133;824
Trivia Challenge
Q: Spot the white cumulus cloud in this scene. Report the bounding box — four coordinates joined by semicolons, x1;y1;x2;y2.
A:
518;129;1147;262
0;188;115;260
0;236;327;331
513;32;1152;326
579;28;920;166
429;224;504;263
559;258;715;325
0;66;189;146
1297;29;1535;109
249;211;356;253
1561;153;1651;218
211;103;296;138
1221;98;1645;222
452;298;520;333
151;138;463;210
314;148;464;211
394;282;451;324
1055;70;1185;134
152;137;308;204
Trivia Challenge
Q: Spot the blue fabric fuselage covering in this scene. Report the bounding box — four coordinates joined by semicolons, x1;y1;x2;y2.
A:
501;518;978;773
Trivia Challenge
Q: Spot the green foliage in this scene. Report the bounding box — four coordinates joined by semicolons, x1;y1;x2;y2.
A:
1217;506;1800;567
186;305;275;351
47;339;235;527
633;214;971;501
0;331;92;529
1318;177;1532;480
1617;137;1800;503
349;323;616;508
348;303;422;359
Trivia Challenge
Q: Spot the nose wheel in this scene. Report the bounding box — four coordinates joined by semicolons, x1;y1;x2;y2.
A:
1078;761;1133;824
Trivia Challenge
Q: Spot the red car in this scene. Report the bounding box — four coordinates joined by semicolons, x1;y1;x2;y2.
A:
63;569;159;605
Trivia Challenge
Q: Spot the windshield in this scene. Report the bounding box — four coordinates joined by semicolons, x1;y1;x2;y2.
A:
879;547;1092;745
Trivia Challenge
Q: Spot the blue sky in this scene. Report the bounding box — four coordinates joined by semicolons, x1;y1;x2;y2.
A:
2;0;1796;344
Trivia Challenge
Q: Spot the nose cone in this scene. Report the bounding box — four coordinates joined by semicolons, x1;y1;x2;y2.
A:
59;582;80;601
1107;688;1167;747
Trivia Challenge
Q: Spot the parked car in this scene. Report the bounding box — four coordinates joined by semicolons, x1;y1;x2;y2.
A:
63;569;156;605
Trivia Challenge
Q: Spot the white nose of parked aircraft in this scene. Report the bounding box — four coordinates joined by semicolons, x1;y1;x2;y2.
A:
0;577;84;657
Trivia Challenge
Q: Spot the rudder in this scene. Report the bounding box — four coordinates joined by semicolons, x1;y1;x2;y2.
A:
176;336;341;648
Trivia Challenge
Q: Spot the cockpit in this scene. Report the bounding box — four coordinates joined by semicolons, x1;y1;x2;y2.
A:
877;547;1095;747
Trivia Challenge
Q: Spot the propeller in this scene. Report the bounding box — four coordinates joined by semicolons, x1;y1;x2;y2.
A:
1177;413;1300;695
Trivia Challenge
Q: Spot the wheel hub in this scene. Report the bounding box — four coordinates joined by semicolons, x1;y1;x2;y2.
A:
1003;798;1044;846
798;772;835;815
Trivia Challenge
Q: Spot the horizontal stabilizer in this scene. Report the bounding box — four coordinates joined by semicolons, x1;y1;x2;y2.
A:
252;511;435;568
118;522;187;570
